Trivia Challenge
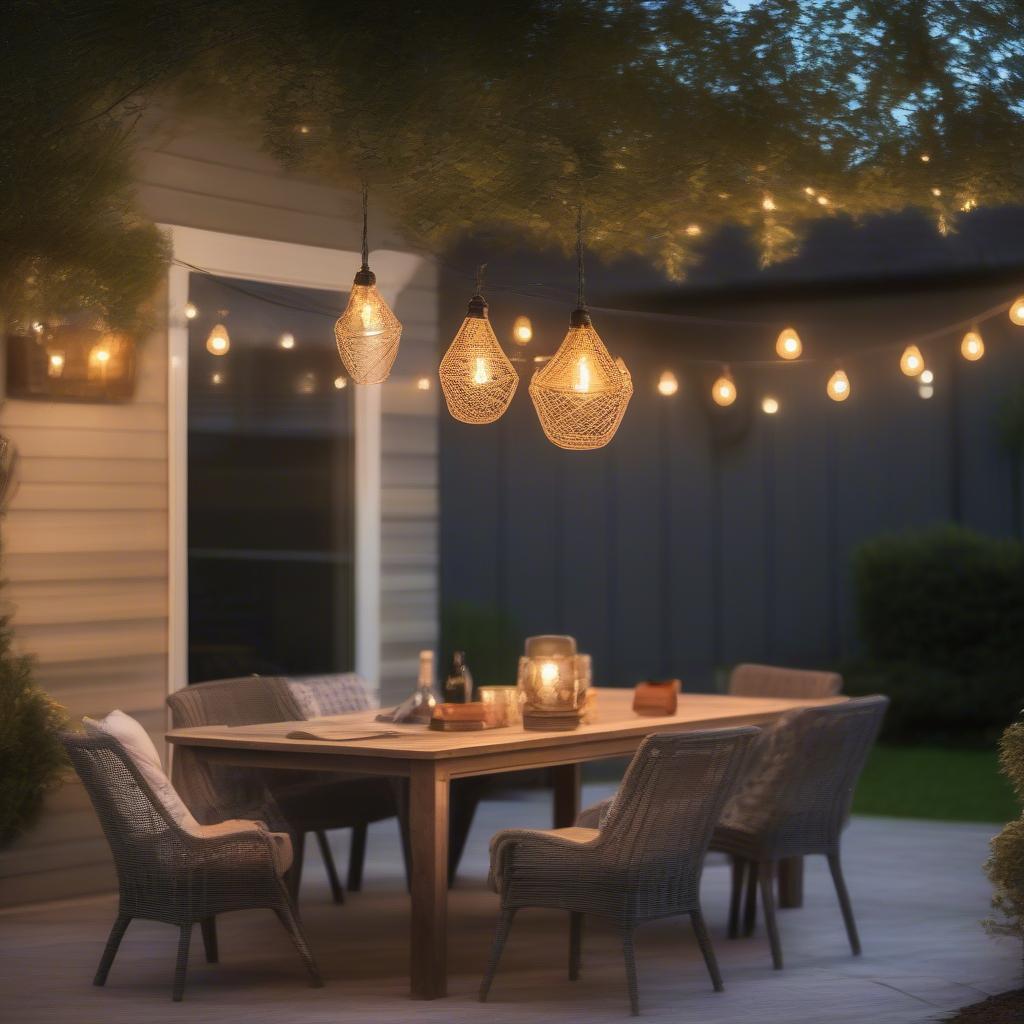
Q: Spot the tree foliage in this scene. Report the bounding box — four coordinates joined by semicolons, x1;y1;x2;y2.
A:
4;0;1024;325
986;721;1024;944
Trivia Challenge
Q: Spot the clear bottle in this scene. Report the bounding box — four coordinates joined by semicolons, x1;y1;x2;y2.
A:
444;650;473;703
390;649;439;723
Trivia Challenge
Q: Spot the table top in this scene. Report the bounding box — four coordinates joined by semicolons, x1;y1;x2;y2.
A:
166;689;845;762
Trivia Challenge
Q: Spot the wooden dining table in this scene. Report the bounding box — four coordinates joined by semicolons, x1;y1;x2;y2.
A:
166;688;844;999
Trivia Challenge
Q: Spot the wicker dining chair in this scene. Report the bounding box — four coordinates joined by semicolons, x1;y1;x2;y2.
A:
168;674;403;905
62;732;321;1001
728;663;843;700
711;695;889;970
481;726;759;1016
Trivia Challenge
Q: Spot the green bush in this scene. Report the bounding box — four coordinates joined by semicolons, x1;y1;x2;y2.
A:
0;621;68;848
850;526;1024;743
986;721;1024;942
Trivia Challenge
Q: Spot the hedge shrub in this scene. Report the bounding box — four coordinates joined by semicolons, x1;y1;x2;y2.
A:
849;525;1024;743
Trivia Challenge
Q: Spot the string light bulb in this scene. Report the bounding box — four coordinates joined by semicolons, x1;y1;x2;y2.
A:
334;185;402;383
205;323;230;356
184;302;198;320
334;375;348;389
1010;297;1024;326
416;377;431;391
761;396;779;415
900;344;924;377
512;316;533;345
47;352;65;378
827;369;851;402
961;331;984;361
657;370;679;396
438;270;519;424
529;209;632;450
776;327;802;360
920;369;934;384
279;333;295;349
711;373;737;407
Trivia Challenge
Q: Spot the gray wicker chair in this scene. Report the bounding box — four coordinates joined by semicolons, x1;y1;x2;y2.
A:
728;663;843;699
481;726;759;1016
168;675;402;904
62;732;321;1001
711;695;889;970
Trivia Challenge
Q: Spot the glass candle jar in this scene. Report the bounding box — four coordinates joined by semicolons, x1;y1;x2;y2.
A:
517;654;582;712
477;685;522;727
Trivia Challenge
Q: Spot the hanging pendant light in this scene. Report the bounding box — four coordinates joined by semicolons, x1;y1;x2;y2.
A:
960;330;984;361
899;344;924;376
775;327;802;360
529;209;632;450
439;266;518;424
827;368;851;402
334;184;402;383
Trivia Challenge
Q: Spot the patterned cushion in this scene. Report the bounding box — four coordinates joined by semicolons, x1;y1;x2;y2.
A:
284;673;376;719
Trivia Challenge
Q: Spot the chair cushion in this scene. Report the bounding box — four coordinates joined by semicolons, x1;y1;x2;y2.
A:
84;711;289;872
83;710;202;834
284;673;376;719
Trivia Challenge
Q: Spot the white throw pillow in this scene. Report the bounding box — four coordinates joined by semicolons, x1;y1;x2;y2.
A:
83;710;202;833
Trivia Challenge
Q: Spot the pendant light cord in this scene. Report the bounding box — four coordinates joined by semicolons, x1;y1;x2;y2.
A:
576;206;586;311
475;263;486;296
361;182;369;271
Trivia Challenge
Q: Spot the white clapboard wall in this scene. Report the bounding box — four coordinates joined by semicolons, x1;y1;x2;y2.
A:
0;111;439;907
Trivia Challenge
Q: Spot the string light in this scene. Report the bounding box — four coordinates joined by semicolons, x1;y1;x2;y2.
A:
211;372;223;385
961;331;984;361
827;369;850;402
279;333;295;349
816;195;830;206
920;369;934;384
711;373;736;407
761;396;779;415
530;210;632;450
899;344;924;376
47;352;65;378
931;187;942;197
184;302;198;320
512;315;533;345
1010;297;1024;326
335;184;402;383
776;327;802;360
416;376;431;391
762;196;776;212
657;370;679;396
334;375;348;389
804;187;816;196
205;323;230;356
920;154;931;163
685;224;702;237
439;269;519;424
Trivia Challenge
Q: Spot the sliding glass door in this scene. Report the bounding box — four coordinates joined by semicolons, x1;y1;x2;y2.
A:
186;272;354;683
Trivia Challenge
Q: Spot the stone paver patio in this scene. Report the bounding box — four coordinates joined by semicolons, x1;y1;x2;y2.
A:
1;784;1018;1023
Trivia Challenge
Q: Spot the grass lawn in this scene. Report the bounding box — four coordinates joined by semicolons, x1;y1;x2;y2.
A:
853;744;1017;824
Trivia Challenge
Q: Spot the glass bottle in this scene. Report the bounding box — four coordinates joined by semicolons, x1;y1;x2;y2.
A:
391;649;439;723
444;651;473;703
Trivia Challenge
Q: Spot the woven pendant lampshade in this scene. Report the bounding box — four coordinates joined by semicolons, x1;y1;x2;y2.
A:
530;309;633;450
334;185;402;384
529;208;632;450
439;288;518;424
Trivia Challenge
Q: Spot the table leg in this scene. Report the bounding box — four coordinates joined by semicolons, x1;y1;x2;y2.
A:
409;762;449;999
778;856;804;908
552;762;581;828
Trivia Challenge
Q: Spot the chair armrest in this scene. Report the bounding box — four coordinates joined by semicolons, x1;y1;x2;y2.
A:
488;827;600;892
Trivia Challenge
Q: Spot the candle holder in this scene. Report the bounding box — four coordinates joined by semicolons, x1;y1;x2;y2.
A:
517;637;592;730
477;686;522;727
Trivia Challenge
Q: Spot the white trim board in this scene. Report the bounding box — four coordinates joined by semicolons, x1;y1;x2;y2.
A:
163;225;422;706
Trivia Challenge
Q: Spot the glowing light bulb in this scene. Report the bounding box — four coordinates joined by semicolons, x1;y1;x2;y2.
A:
817;194;830;206
184;302;198;320
920;369;934;384
334;375;348;389
712;375;736;407
416;376;431;391
94;348;110;364
918;382;934;399
206;323;230;356
776;327;802;360
211;372;223;385
539;661;559;686
279;333;295;349
900;345;924;377
472;356;491;386
31;321;43;334
827;369;850;402
761;396;779;415
931;187;942;197
47;352;65;378
359;301;383;337
657;370;679;396
762;196;776;212
512;315;533;345
573;355;591;393
961;331;984;361
804;187;816;196
1010;297;1024;326
685;224;702;237
920;154;930;163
